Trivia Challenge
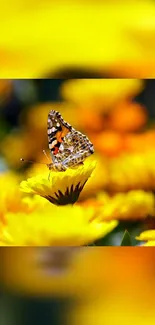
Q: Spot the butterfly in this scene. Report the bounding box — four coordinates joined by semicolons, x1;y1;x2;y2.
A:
47;110;94;171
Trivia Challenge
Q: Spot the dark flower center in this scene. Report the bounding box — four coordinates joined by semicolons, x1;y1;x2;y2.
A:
44;181;87;205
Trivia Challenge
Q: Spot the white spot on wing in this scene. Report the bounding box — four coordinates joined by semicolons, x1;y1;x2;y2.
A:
48;129;52;135
59;143;64;152
49;140;57;149
68;146;74;153
52;127;57;132
48;127;57;135
53;140;57;146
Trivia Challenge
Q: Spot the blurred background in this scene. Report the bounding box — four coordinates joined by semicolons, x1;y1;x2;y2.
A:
1;0;155;323
1;0;155;78
0;79;155;325
0;78;155;243
0;78;155;170
1;248;155;325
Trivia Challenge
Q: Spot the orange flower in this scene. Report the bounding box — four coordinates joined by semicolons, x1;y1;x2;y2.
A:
124;130;155;153
109;101;148;132
94;131;125;157
77;108;105;133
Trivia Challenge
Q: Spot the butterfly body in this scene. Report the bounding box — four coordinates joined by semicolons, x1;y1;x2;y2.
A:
47;110;94;171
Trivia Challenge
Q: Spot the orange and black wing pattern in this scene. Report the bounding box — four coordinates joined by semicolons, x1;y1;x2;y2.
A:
47;110;72;156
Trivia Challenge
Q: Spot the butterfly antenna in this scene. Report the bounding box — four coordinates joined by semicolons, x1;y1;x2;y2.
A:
43;149;55;164
43;149;51;162
20;158;48;165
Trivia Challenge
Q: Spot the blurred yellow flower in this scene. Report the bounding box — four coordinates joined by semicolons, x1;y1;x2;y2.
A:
60;79;143;112
0;179;46;230
0;171;19;189
1;1;155;77
0;171;49;225
0;172;20;218
23;102;82;132
81;190;155;221
107;152;155;192
99;190;155;221
142;241;155;246
136;230;155;246
20;161;96;205
0;204;118;246
79;155;109;200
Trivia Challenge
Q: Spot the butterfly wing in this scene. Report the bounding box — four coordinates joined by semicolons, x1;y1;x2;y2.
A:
47;110;72;161
61;130;94;166
47;110;94;167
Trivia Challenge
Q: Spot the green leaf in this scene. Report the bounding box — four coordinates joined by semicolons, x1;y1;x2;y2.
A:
120;230;133;246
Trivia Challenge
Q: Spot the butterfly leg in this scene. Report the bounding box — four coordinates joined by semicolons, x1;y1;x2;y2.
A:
48;171;51;181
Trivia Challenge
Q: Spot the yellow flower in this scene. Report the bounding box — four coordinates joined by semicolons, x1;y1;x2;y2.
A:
20;161;96;205
107;151;155;192
1;1;155;77
79;155;109;200
0;204;118;246
142;241;155;246
99;191;155;221
0;171;47;225
60;79;143;112
82;190;155;221
136;230;155;246
25;102;82;132
0;172;21;223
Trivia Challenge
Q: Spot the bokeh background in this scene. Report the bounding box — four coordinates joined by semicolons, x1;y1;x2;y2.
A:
1;248;155;325
0;78;155;246
1;0;155;78
1;0;155;323
1;80;155;325
0;59;155;325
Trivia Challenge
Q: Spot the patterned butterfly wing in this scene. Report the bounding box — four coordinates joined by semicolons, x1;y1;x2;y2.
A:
47;110;72;161
47;110;94;168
